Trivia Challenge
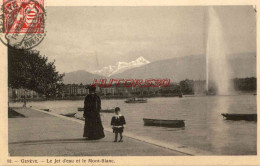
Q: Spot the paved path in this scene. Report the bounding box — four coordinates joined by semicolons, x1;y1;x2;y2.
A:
8;108;186;156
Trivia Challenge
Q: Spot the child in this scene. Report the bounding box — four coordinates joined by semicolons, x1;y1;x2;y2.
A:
111;107;126;142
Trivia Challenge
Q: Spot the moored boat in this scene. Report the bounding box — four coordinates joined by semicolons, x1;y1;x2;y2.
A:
221;113;257;121
143;118;185;128
61;113;76;117
41;109;50;112
78;108;84;111
100;108;114;113
78;107;114;113
125;98;147;103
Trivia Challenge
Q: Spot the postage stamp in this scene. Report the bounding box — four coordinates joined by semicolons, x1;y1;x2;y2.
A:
0;0;46;49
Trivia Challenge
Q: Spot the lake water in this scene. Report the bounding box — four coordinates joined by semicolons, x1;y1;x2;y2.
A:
10;95;257;155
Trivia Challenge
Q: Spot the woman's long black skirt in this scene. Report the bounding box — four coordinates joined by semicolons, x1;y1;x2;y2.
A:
83;113;105;140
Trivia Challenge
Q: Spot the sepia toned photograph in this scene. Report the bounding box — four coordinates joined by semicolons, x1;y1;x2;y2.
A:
2;2;257;162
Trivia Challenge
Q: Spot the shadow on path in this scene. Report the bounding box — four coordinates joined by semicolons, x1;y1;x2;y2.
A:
9;138;110;145
8;108;26;118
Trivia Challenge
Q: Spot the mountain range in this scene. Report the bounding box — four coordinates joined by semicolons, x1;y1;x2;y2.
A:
62;53;256;84
92;56;150;77
62;70;104;84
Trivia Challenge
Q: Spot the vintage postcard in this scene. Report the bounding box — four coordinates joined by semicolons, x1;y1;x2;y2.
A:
0;0;258;165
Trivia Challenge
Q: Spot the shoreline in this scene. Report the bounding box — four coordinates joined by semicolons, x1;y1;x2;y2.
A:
9;91;256;103
9;94;183;102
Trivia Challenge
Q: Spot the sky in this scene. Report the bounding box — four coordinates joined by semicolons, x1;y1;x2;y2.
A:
35;6;256;73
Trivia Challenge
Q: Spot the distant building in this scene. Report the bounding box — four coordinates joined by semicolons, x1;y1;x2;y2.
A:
8;88;39;99
101;87;115;96
62;84;89;97
77;84;88;96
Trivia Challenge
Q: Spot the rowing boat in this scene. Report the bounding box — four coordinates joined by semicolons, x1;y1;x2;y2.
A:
125;98;147;103
143;118;185;128
221;113;257;121
61;113;76;117
78;107;114;113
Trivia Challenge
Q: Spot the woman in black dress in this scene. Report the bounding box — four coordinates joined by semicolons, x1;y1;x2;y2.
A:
83;85;105;140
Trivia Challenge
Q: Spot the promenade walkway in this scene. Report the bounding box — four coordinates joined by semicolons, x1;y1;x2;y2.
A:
8;108;186;156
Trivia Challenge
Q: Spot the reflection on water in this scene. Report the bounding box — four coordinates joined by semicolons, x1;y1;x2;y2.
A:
10;95;256;155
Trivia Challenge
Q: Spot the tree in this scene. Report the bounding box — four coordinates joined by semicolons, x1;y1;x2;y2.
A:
233;77;256;92
179;79;194;94
8;48;64;105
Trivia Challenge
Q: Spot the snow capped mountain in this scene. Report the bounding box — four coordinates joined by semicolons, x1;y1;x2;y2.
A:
92;56;150;77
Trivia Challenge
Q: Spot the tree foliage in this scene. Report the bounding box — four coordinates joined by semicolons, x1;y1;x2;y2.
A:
179;79;194;94
233;77;256;92
8;49;64;97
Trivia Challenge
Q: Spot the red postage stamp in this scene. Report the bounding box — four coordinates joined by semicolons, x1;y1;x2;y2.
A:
0;0;45;49
3;0;44;34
